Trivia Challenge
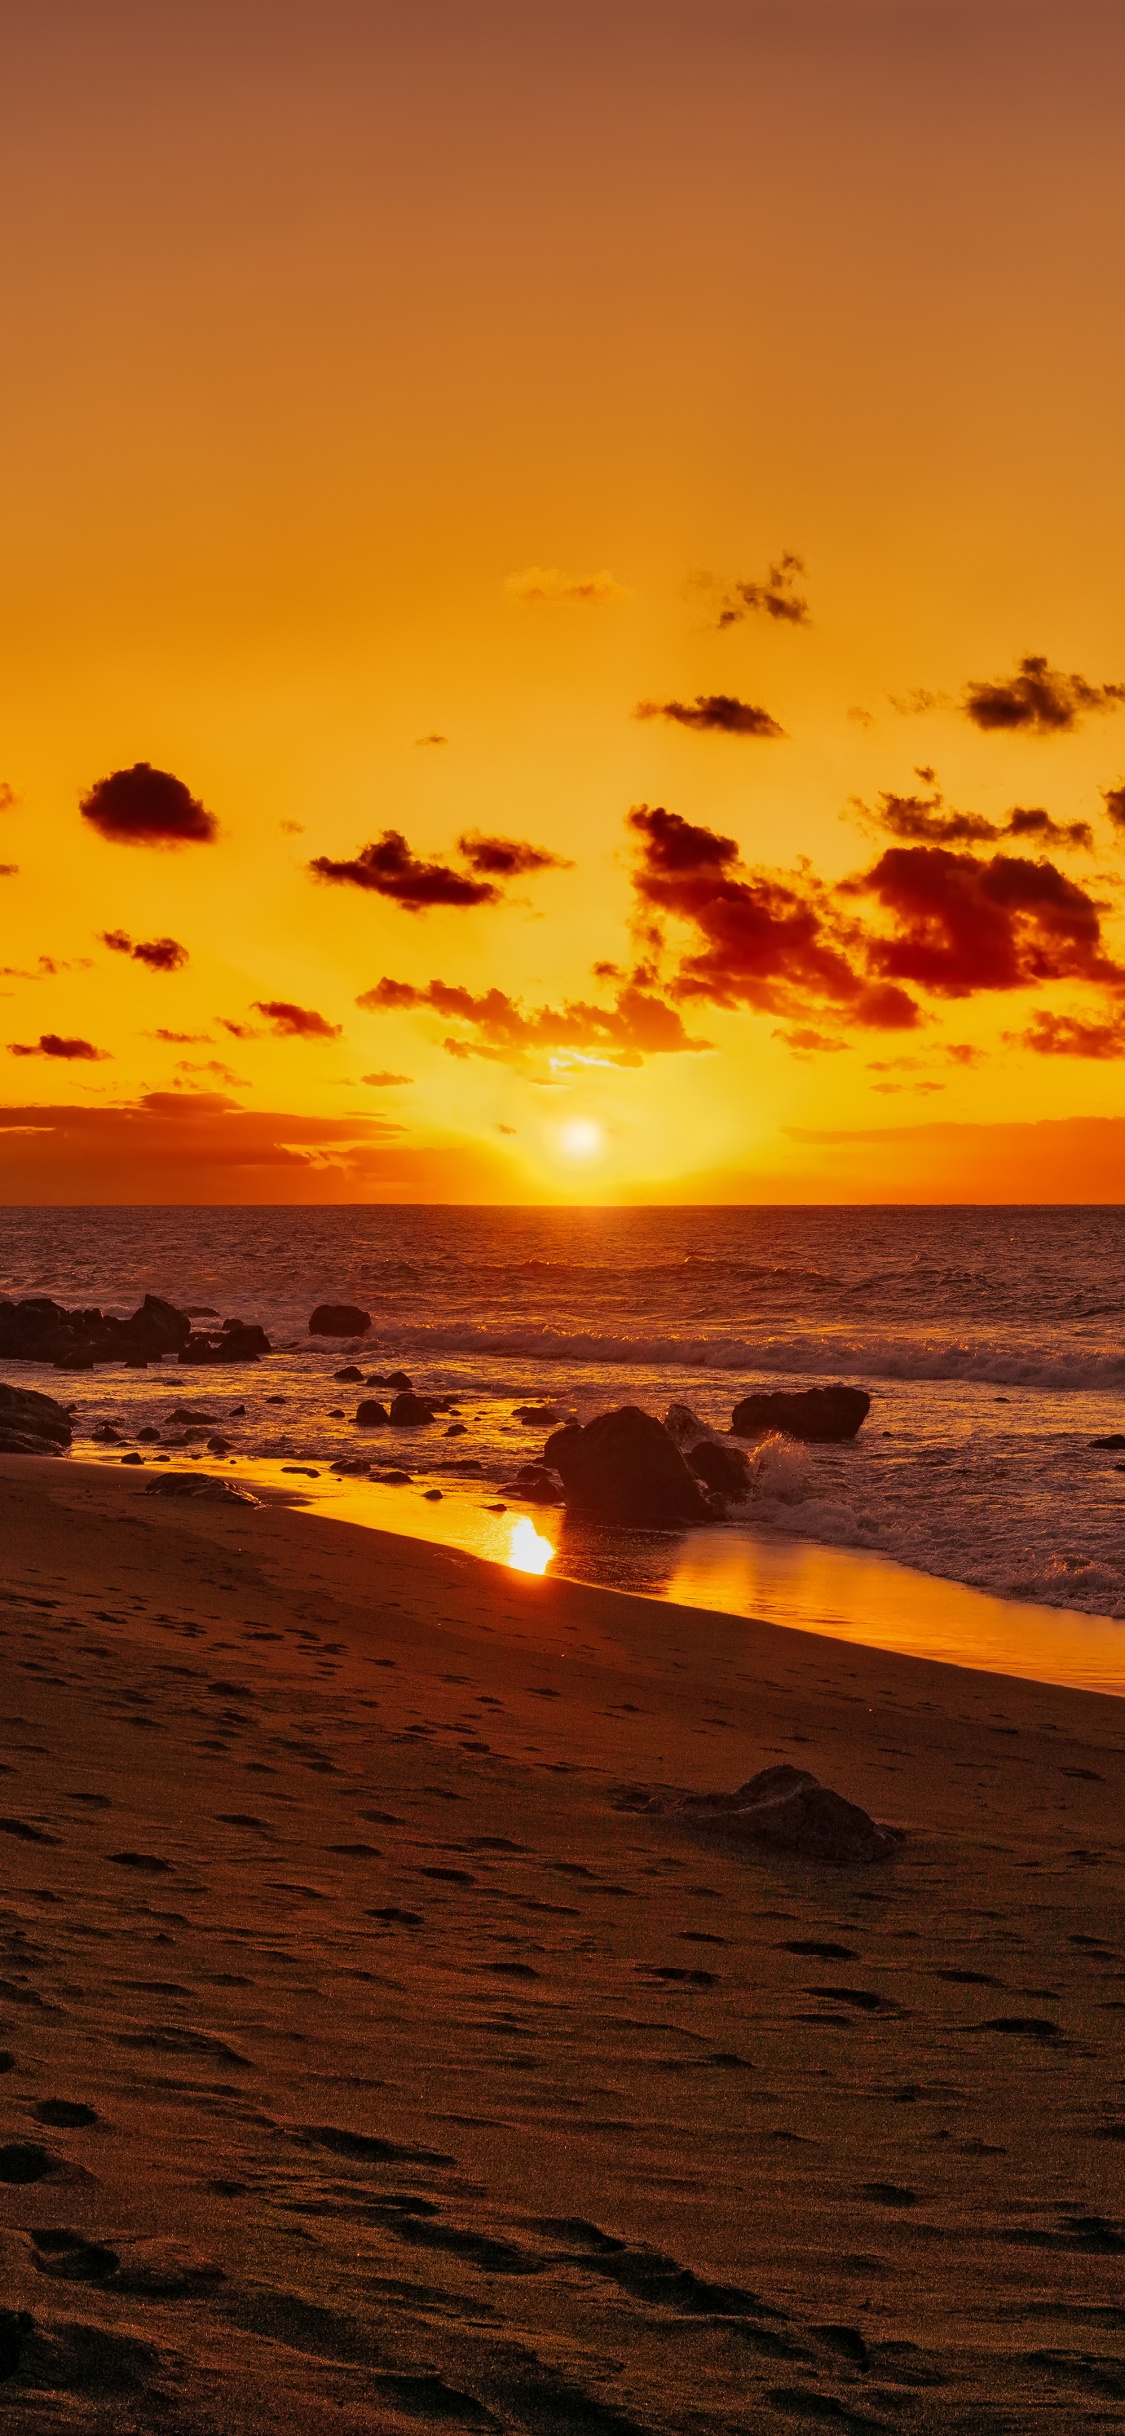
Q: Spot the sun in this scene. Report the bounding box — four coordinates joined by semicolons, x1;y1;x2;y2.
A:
558;1118;605;1160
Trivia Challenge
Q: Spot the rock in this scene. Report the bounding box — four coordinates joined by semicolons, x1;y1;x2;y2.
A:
730;1385;870;1442
1090;1433;1125;1449
0;1381;73;1447
0;1291;191;1368
144;1473;259;1505
120;1451;145;1465
172;1409;216;1425
206;1435;232;1453
444;1422;467;1437
180;1321;269;1364
355;1399;390;1427
669;1765;896;1865
664;1401;707;1449
377;1469;412;1484
512;1403;563;1425
385;1370;413;1390
309;1303;371;1337
688;1438;751;1498
137;1427;160;1442
334;1366;364;1382
506;1463;565;1504
390;1393;436;1426
327;1406;345;1419
0;1427;65;1456
423;1488;443;1501
543;1406;711;1526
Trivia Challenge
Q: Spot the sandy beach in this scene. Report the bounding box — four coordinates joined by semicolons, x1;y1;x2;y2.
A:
2;1454;1124;2433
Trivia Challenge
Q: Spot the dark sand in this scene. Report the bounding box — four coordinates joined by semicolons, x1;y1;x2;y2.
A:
2;1456;1124;2432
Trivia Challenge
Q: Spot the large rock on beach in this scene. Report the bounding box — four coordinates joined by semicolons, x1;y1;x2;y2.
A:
730;1385;870;1442
0;1381;73;1448
144;1472;259;1505
309;1303;371;1337
660;1765;896;1864
543;1406;711;1527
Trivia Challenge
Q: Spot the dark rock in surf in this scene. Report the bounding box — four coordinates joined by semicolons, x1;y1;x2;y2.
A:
334;1366;364;1382
666;1765;896;1864
730;1385;870;1442
355;1400;390;1428
513;1403;563;1426
180;1320;270;1364
543;1406;711;1527
0;1381;73;1447
687;1439;751;1498
390;1393;437;1427
1090;1433;1125;1450
309;1303;371;1337
506;1463;565;1504
0;1291;191;1370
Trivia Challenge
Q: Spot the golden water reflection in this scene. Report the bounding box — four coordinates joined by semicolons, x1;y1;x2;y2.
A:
507;1515;555;1575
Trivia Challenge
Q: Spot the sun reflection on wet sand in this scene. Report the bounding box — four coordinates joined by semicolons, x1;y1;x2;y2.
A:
507;1515;555;1574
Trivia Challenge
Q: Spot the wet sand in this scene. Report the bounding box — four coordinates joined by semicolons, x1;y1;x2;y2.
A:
2;1455;1125;2432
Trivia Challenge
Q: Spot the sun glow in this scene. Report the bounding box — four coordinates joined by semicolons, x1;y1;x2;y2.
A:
558;1118;604;1160
508;1516;555;1574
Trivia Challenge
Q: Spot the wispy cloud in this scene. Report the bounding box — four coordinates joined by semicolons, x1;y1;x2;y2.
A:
634;693;785;738
251;1000;342;1040
504;565;628;606
100;929;189;971
358;973;709;1071
698;552;809;629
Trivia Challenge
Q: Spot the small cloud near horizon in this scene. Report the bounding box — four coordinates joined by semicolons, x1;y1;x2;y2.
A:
251;999;342;1040
279;819;306;835
504;566;628;606
634;694;785;739
148;1029;213;1044
415;733;448;747
80;763;218;847
963;654;1125;736
8;1033;110;1060
0;865;19;878
361;1070;413;1086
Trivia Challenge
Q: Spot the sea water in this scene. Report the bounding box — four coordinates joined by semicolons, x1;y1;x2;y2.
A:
3;1204;1125;1690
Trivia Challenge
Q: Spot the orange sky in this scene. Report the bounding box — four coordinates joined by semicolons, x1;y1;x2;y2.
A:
3;0;1125;1203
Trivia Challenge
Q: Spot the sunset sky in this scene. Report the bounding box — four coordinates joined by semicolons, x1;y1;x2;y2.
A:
3;0;1124;1202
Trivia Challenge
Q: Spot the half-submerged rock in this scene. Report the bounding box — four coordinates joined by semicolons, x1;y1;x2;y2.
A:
544;1405;711;1526
731;1385;870;1442
635;1765;896;1863
309;1303;371;1337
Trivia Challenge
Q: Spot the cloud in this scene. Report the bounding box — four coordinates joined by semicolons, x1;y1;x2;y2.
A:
361;1070;413;1085
279;819;306;835
627;804;920;1030
1016;1009;1125;1059
850;844;1124;997
218;1018;263;1041
497;1123;516;1134
0;783;16;813
8;1034;109;1060
174;1058;247;1084
100;930;189;971
1102;783;1125;831
634;693;785;738
147;1029;213;1044
774;1026;847;1054
504;566;627;606
0;954;93;980
0;866;17;878
963;655;1125;736
888;688;951;717
251;1000;342;1040
456;830;573;877
309;831;501;910
710;553;809;629
854;780;1093;851
415;733;448;747
357;973;709;1071
80;763;218;846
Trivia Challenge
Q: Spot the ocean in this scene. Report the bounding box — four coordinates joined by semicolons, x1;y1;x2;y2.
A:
4;1203;1125;1690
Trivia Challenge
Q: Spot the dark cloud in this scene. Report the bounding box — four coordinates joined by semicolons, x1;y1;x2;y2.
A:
80;763;218;846
1101;783;1125;831
963;655;1125;736
627;804;920;1031
856;781;1093;851
358;974;708;1071
0;865;17;878
850;845;1123;998
1017;1009;1125;1059
634;694;785;739
709;553;809;629
218;1019;263;1041
251;1001;342;1040
456;831;573;877
1;954;93;980
100;930;189;971
8;1034;109;1060
361;1070;412;1085
309;831;500;910
0;784;16;812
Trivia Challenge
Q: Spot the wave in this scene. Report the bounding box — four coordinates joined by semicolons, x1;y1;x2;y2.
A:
367;1318;1125;1394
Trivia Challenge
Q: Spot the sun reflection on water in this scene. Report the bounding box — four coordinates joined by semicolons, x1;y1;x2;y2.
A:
508;1515;555;1574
